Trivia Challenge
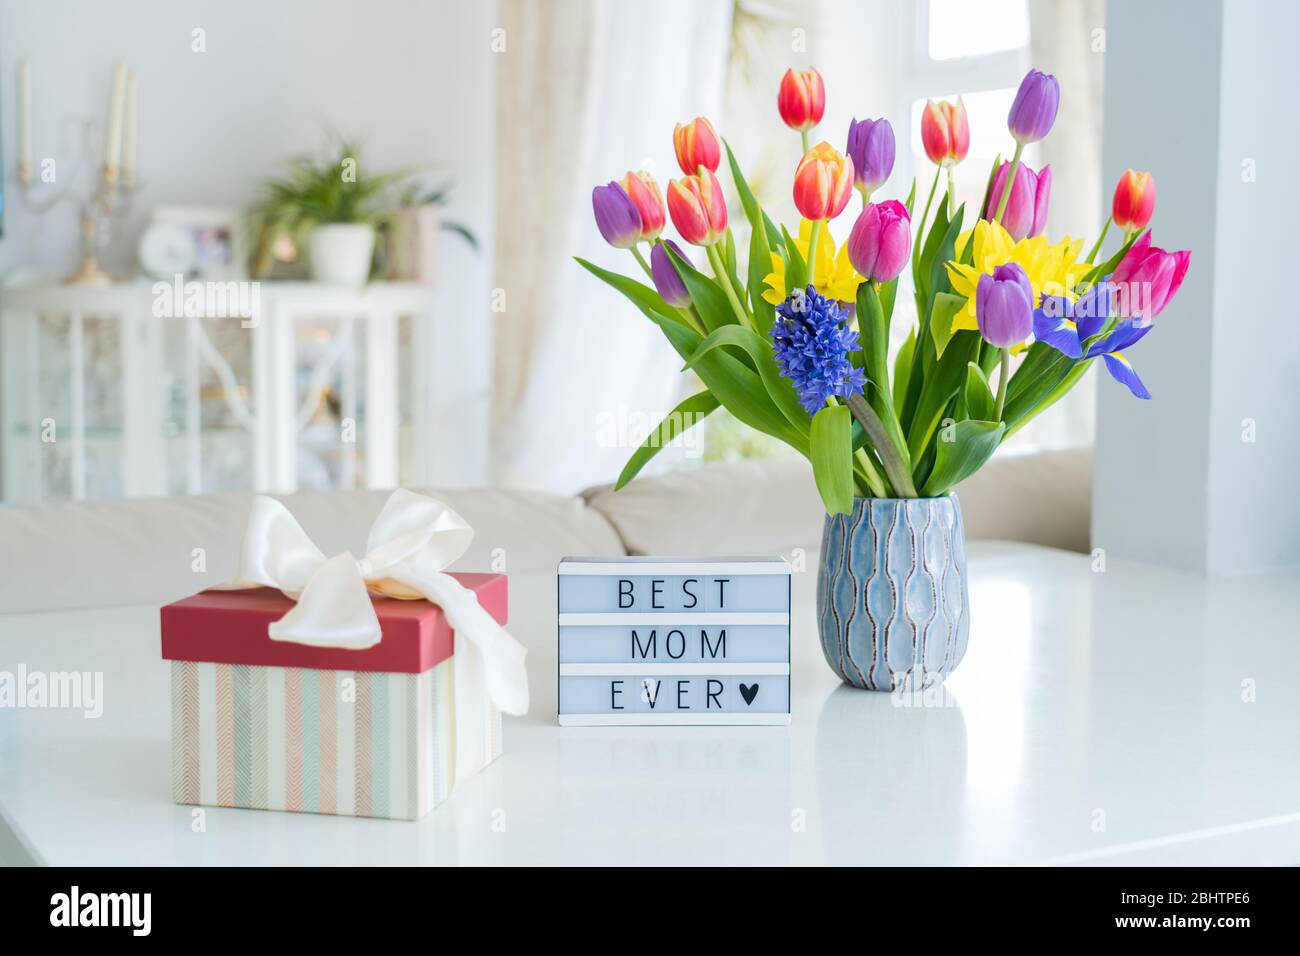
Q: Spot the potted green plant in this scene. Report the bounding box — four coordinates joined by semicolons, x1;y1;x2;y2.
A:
250;138;411;286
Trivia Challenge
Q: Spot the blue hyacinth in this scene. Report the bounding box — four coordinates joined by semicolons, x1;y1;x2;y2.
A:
770;285;866;414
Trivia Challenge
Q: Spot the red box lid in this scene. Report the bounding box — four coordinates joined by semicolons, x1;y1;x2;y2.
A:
160;573;507;674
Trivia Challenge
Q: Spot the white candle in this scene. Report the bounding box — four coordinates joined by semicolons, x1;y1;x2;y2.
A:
122;70;137;177
105;62;126;167
17;60;31;172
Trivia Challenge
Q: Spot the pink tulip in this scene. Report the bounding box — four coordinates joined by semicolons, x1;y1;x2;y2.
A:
984;161;1051;241
1110;231;1191;324
846;200;911;283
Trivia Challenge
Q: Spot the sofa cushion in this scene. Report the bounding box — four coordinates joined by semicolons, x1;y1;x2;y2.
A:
0;487;625;614
582;447;1092;557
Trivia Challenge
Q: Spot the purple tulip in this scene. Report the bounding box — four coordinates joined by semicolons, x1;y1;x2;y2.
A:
592;181;642;249
976;262;1034;347
650;240;691;308
984;161;1051;241
847;200;911;283
1008;69;1060;144
845;117;895;194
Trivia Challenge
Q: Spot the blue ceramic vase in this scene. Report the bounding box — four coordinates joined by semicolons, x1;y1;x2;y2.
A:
816;497;970;691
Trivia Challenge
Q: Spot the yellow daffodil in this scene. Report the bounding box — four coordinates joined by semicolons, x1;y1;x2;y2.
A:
762;219;861;305
946;220;1086;334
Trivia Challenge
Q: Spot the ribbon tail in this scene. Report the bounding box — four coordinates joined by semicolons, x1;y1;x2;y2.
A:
390;566;530;716
269;552;382;649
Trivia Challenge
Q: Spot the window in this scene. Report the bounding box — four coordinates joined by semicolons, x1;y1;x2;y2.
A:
928;0;1030;61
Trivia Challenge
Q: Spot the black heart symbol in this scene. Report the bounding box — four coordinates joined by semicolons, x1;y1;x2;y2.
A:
739;683;759;705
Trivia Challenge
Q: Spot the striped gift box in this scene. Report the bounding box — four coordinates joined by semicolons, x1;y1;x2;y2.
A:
161;575;506;820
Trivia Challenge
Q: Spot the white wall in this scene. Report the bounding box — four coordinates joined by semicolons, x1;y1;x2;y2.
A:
0;0;497;483
1093;0;1300;574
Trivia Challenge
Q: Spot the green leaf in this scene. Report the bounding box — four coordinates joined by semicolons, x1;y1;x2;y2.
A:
810;404;853;515
663;243;736;334
577;256;802;452
921;419;1006;496
856;281;889;395
782;226;808;294
615;391;720;489
963;362;995;422
928;291;967;359
682;325;809;434
906;329;979;467
722;227;739;282
926;202;965;313
892;328;916;412
913;192;951;312
724;138;783;249
746;211;777;331
574;257;692;330
977;153;1001;218
904;176;918;215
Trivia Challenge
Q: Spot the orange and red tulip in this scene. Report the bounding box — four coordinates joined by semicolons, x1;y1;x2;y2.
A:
792;142;854;222
672;117;721;176
620;170;665;241
667;169;728;246
778;68;825;132
921;97;970;167
1112;169;1156;233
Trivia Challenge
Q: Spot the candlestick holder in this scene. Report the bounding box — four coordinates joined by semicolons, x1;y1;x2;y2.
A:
16;117;138;286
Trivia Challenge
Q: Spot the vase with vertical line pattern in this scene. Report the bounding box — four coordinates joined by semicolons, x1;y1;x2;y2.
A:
816;496;970;692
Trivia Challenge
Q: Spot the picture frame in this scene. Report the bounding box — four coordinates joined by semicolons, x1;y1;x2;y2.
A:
148;205;248;280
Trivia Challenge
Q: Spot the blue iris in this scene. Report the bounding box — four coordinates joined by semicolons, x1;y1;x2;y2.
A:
771;285;866;414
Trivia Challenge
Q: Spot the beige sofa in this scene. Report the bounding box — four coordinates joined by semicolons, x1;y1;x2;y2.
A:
0;449;1090;615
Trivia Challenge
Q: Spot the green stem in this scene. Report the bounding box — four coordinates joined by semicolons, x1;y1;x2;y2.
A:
800;129;810;155
993;348;1010;421
706;243;753;330
846;392;918;498
630;245;653;280
806;218;823;289
946;165;956;219
992;142;1024;226
1084;216;1112;265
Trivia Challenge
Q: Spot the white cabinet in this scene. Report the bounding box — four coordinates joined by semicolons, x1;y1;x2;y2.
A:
0;281;476;503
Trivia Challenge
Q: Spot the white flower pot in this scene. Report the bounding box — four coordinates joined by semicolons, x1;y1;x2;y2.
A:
308;223;375;286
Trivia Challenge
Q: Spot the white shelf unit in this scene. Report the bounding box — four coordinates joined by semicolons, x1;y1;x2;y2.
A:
0;281;458;503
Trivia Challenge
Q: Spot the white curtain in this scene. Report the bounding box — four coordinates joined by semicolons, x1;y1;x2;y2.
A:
492;0;735;493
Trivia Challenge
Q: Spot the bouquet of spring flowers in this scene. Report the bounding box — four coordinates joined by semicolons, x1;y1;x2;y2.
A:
579;67;1190;514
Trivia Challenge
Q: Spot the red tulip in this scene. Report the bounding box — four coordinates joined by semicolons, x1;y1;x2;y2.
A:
792;143;854;222
667;169;728;246
1112;169;1156;233
620;170;665;240
920;98;970;167
778;68;825;132
672;117;721;176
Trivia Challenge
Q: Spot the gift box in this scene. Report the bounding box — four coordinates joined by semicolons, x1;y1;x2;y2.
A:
161;574;506;820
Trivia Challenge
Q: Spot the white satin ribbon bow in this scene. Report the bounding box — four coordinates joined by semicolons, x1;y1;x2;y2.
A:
226;489;528;782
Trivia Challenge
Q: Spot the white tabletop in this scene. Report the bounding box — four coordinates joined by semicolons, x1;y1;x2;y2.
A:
3;541;1299;866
